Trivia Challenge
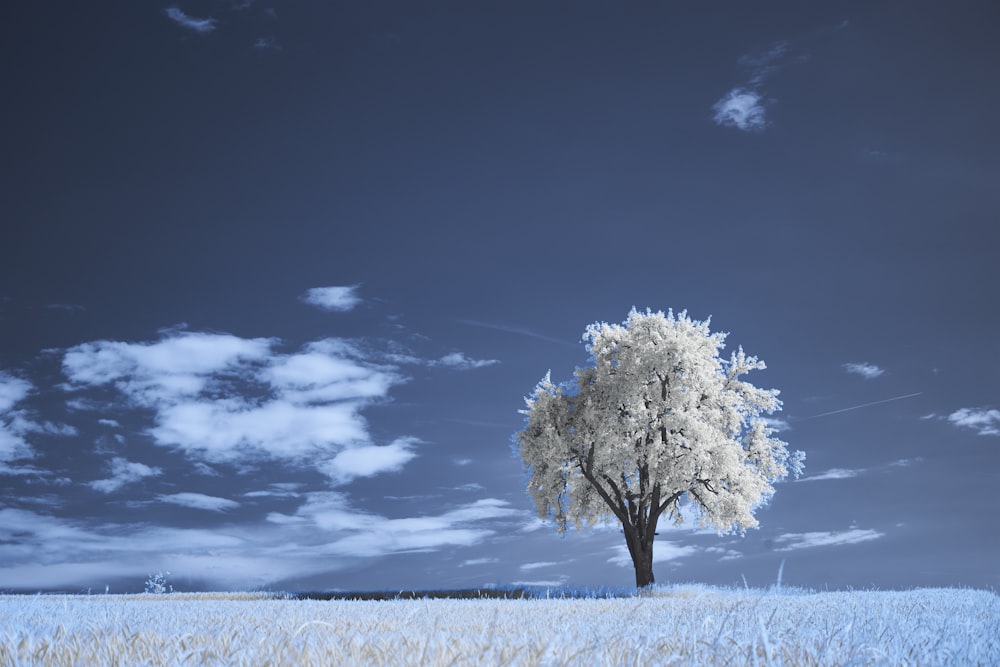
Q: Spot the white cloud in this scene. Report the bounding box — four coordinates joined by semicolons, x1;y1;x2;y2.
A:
158;492;239;512
149;399;371;461
773;528;883;551
843;362;885;379
97;418;120;428
712;38;805;132
89;457;162;493
300;285;362;312
0;373;32;412
762;417;790;432
0;500;512;590
947;407;1000;436
61;332;413;476
435;352;499;370
63;332;274;405
796;467;862;482
705;546;743;561
712;88;767;132
512;578;568;588
608;541;697;568
268;495;519;560
519;561;557;571
0;374;35;463
0;373;75;467
320;438;418;484
453;482;484;491
460;557;498;567
164;7;217;34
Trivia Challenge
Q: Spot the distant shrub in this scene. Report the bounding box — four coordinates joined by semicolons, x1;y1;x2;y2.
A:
144;571;173;594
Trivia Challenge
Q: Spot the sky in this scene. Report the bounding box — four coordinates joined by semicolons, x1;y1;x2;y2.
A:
2;2;998;594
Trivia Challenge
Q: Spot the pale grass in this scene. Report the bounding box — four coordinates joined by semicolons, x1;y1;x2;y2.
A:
1;587;997;665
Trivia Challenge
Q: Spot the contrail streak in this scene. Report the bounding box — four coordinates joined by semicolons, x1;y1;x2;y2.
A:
805;392;923;419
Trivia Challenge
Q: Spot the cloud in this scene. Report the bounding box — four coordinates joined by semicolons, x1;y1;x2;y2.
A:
253;37;282;51
61;332;412;480
89;457;162;493
164;7;217;34
269;495;519;559
519;561;558;571
158;492;239;512
1;373;75;467
713;39;803;132
947;407;1000;436
460;557;498;567
704;546;743;561
0;496;519;590
796;458;920;482
608;541;698;567
300;285;362;312
843;362;885;379
712;88;768;132
434;352;499;370
773;528;883;551
762;417;790;432
0;373;31;413
0;374;34;463
796;467;862;482
319;438;418;484
62;332;274;403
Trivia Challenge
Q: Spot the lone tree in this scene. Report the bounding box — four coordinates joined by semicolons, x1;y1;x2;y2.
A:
515;309;803;588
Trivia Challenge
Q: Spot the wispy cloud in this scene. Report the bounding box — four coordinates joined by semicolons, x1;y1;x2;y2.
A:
796;458;920;482
252;37;282;51
773;528;883;551
268;495;519;559
519;561;558;571
713;40;799;132
843;362;885;379
608;541;697;567
797;467;862;482
164;7;217;34
158;492;239;512
947;407;1000;436
0;494;519;590
300;285;362;313
434;352;499;370
90;457;162;493
762;417;791;432
712;89;767;132
1;373;75;469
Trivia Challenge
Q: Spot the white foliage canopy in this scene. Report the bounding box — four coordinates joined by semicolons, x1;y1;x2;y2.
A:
516;309;803;537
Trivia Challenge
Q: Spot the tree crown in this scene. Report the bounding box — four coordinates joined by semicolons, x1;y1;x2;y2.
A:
515;308;803;535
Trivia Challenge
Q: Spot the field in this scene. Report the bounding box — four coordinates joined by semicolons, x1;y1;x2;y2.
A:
1;586;997;665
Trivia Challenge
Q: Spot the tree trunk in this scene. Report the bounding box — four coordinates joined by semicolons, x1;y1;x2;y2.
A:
623;523;656;588
632;541;655;588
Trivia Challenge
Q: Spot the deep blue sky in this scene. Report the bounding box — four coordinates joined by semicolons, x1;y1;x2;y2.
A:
2;2;998;593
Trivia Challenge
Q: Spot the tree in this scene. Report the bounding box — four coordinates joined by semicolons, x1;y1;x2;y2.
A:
515;309;803;588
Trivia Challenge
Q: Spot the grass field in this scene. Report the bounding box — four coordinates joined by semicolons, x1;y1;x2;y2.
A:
1;586;997;665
